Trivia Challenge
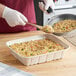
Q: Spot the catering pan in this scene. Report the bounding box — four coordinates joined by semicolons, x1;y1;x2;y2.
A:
6;34;70;66
48;14;76;36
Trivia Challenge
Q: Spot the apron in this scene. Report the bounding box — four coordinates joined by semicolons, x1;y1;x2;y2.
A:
0;0;36;33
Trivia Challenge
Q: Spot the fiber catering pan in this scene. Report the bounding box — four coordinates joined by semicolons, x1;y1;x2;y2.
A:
48;14;76;36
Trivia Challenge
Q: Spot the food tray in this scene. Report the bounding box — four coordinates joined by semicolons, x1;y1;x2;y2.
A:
48;14;76;36
6;34;70;66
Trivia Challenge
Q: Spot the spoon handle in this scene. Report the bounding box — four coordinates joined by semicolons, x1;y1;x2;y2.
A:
26;22;43;29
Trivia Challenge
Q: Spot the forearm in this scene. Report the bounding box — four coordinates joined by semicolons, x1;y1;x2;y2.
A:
0;3;5;17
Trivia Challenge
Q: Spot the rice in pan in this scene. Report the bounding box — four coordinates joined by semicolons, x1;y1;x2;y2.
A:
10;39;64;57
53;20;76;33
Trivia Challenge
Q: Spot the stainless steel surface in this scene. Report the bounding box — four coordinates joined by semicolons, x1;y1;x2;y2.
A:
54;0;76;7
43;0;76;25
44;8;76;25
48;14;76;36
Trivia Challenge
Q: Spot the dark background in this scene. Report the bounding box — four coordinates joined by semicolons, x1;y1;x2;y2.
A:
34;0;43;26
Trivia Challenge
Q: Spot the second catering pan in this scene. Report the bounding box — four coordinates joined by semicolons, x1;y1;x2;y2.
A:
48;14;76;36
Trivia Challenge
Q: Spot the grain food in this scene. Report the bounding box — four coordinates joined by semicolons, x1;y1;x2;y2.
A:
41;25;54;33
10;39;64;57
53;20;76;33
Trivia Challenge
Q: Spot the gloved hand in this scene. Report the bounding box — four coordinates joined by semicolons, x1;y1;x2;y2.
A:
2;7;28;27
39;0;55;13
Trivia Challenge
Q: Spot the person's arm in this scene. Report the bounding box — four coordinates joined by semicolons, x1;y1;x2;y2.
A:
0;3;5;17
0;3;28;27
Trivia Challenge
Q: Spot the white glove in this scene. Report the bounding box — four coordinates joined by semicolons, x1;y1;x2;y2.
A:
2;7;28;27
39;0;55;13
43;0;55;10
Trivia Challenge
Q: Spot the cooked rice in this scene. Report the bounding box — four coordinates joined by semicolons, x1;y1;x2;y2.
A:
53;20;76;33
10;39;64;57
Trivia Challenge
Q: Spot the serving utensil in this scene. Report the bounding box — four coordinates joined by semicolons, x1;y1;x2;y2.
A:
26;22;43;30
26;22;54;33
